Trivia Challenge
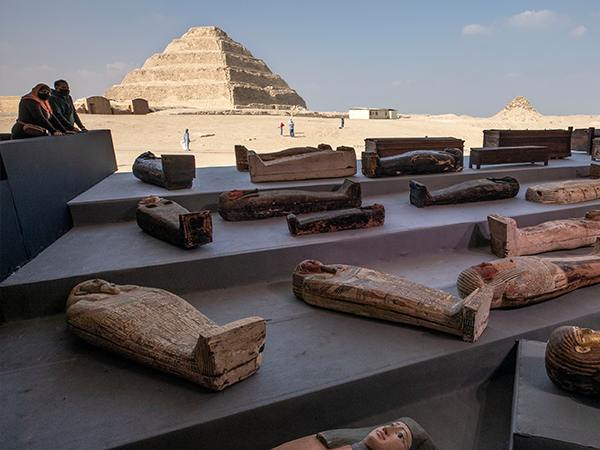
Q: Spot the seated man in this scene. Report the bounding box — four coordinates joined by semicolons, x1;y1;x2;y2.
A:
49;79;87;132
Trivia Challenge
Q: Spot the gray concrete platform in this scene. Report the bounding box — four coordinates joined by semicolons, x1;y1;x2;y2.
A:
510;340;600;449
1;246;599;450
67;152;593;225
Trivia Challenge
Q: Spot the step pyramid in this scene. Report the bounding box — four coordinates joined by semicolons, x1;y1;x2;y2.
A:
492;96;542;121
104;26;307;110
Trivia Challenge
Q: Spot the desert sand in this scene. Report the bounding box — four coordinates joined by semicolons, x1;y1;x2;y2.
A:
2;105;598;173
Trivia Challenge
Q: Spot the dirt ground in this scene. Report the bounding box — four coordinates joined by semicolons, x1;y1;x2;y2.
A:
2;111;598;172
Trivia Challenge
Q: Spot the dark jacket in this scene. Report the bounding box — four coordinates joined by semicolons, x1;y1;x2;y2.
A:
49;90;85;131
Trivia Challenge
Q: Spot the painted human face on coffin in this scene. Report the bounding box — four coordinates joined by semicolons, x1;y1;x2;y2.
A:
364;421;412;450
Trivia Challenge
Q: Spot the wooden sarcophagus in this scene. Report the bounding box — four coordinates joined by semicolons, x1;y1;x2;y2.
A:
488;210;600;257
361;137;464;177
482;129;572;159
136;196;212;249
218;179;361;221
235;144;357;182
457;239;600;308
287;204;385;236
132;151;195;190
409;176;519;208
66;279;266;391
545;326;600;397
525;179;600;204
292;260;493;342
571;127;597;154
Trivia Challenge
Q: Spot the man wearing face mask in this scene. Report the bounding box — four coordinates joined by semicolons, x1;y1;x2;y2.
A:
49;79;87;132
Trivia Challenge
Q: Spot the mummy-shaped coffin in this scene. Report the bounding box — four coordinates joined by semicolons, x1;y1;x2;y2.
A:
525;179;600;204
219;179;362;221
235;144;357;182
286;204;385;237
488;210;600;257
292;260;493;342
545;326;600;397
132;151;195;190
66;279;266;391
457;239;600;308
136;196;212;248
370;148;463;178
409;176;519;207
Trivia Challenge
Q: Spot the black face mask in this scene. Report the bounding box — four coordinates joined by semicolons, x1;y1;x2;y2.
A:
38;93;50;100
58;89;70;97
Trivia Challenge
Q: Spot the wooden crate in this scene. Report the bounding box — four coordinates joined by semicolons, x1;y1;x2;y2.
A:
482;129;572;159
469;146;550;169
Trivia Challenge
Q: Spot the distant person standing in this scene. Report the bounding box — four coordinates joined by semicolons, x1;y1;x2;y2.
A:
181;129;190;150
289;119;295;138
279;121;285;136
340;117;345;129
49;79;87;132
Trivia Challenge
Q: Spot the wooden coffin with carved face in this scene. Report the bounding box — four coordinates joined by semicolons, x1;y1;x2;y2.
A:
367;148;463;178
136;196;212;249
235;144;357;182
218;179;362;221
409;177;519;208
292;260;493;342
457;239;600;308
287;204;385;237
545;326;600;397
525;179;600;204
132;151;195;190
66;279;266;391
488;210;600;257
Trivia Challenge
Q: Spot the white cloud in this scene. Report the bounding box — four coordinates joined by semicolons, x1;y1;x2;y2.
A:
106;62;139;74
571;26;587;36
591;12;600;17
0;41;14;52
507;10;558;29
501;73;523;79
19;64;57;75
462;24;493;36
392;79;415;88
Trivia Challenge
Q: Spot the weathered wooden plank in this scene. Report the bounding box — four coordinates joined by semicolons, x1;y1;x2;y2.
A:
469;146;550;169
488;211;600;257
525;179;600;204
593;138;600;161
571;127;596;154
363;148;463;178
591;162;600;180
292;260;493;342
361;137;464;177
132;151;195;190
409;177;519;208
66;279;266;391
545;326;600;397
457;239;600;308
482;129;572;159
287;204;385;236
243;144;357;182
136;196;212;248
218;179;362;221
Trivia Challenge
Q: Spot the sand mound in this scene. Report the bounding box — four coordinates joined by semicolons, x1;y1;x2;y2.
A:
492;96;543;121
104;26;306;111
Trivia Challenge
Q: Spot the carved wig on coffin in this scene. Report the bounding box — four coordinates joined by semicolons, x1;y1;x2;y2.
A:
292;260;493;342
526;179;600;204
545;326;600;397
272;417;437;450
218;179;361;221
65;279;266;391
136;196;212;249
287;204;385;237
235;144;357;182
132;151;195;190
409;177;519;208
371;148;463;178
488;210;600;257
457;239;600;308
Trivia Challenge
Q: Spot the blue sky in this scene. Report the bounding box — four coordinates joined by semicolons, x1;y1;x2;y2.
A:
1;0;598;116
